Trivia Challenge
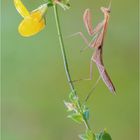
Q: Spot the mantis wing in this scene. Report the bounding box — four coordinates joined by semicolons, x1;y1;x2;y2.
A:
14;0;30;18
93;49;116;93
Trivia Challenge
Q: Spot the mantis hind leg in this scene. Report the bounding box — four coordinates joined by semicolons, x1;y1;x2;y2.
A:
84;58;105;102
72;59;94;82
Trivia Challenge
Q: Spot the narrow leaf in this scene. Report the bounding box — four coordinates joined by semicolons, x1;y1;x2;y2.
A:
68;113;83;124
79;130;96;140
79;134;88;140
69;91;78;102
86;130;96;140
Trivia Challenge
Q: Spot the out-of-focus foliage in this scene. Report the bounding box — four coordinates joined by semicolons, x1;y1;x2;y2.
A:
1;0;139;140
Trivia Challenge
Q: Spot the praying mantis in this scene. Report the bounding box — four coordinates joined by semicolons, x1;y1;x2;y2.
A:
71;2;116;95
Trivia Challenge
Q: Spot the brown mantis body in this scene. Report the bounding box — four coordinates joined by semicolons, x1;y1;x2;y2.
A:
72;3;116;94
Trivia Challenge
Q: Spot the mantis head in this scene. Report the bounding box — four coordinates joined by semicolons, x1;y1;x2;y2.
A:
101;0;111;14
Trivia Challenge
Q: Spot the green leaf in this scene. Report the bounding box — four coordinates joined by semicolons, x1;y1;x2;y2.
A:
86;130;96;140
68;113;83;124
95;134;100;140
100;132;112;140
79;134;88;140
47;0;53;7
69;91;78;102
79;130;96;140
96;130;112;140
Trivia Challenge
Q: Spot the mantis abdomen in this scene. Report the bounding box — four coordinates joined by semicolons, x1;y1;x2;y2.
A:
93;48;116;93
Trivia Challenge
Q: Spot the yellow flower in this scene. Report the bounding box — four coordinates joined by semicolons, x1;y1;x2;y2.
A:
14;0;47;37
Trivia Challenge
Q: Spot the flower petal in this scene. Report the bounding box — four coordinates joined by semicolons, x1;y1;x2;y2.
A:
14;0;30;18
18;10;46;37
31;4;48;19
18;3;48;37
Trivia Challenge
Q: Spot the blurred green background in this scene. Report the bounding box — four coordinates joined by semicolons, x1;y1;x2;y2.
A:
1;0;139;140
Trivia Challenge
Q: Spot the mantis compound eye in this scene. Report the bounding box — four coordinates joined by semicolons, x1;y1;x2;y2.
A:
106;7;111;13
107;9;111;13
101;7;111;14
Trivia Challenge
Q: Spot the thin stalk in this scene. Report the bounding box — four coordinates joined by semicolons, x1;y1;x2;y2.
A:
53;5;74;93
53;5;91;130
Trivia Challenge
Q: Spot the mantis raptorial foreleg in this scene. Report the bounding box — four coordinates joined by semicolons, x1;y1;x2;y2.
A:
68;12;104;50
83;9;103;36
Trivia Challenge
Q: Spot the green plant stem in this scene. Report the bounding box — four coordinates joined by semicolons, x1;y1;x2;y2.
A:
53;5;91;130
53;5;74;93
